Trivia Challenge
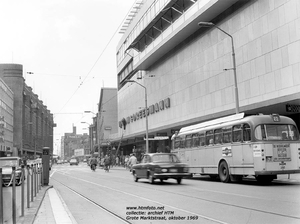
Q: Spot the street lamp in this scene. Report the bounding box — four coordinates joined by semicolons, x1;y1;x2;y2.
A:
198;22;240;114
84;111;96;115
125;80;149;153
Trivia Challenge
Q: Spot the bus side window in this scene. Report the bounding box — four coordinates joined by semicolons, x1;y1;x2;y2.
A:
222;126;232;143
174;137;181;149
214;129;222;144
186;134;192;148
199;133;205;146
243;123;251;142
192;134;200;147
233;125;242;142
206;130;214;145
180;135;186;148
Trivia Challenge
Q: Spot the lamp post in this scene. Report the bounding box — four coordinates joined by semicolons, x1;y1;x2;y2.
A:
198;22;239;114
84;111;96;115
81;122;93;154
125;80;149;153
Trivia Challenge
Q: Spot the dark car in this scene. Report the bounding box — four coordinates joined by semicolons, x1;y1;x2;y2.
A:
132;153;191;184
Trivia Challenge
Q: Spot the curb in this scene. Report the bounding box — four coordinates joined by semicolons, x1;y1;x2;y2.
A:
18;185;53;224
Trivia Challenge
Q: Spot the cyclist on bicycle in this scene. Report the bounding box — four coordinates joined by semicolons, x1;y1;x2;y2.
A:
104;154;111;172
90;156;97;171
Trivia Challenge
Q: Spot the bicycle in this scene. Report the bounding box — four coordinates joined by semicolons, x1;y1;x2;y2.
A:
104;164;110;172
91;164;96;171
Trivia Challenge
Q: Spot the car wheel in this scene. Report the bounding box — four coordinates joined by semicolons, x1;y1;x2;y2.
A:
177;178;182;184
218;161;231;183
133;172;139;182
149;174;155;184
160;179;164;183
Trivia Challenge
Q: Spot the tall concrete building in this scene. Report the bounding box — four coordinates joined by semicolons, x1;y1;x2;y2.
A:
0;77;13;157
96;88;118;156
115;0;300;157
63;126;89;160
0;64;55;158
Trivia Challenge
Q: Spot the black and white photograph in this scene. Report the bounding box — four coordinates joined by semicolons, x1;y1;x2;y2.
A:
0;0;300;223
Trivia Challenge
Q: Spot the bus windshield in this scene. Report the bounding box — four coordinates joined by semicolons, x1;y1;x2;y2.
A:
254;124;299;141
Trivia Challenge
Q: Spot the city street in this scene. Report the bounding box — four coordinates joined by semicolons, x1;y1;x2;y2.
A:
49;163;300;224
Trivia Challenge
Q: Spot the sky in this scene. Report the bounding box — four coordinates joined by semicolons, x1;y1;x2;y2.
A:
0;0;136;152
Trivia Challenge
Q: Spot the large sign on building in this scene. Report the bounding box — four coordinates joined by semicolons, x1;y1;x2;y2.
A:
74;148;84;156
119;97;171;129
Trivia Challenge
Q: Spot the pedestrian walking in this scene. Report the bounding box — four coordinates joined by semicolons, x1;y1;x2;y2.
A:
128;153;137;172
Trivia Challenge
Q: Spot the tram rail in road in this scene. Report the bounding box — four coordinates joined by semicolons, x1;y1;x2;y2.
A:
50;167;300;224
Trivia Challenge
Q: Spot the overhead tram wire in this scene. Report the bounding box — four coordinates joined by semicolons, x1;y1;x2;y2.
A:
57;0;138;115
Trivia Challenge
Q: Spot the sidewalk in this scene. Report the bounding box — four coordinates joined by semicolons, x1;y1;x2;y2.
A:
33;188;77;224
17;186;77;224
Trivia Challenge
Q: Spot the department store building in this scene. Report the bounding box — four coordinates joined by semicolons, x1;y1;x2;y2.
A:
0;64;55;158
113;0;300;158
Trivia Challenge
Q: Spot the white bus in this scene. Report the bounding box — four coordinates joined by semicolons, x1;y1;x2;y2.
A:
171;113;300;183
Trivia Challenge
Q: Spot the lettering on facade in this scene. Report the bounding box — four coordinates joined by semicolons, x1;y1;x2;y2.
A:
119;98;171;129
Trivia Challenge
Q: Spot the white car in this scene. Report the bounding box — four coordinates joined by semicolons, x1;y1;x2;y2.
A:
0;157;24;185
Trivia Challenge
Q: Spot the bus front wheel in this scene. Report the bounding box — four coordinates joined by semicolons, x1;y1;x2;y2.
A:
218;161;231;183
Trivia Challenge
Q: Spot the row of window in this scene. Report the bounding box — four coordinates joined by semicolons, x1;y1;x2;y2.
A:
174;123;251;149
117;0;169;65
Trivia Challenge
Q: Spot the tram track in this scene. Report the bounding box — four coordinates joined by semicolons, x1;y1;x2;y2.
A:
51;168;300;223
51;177;131;224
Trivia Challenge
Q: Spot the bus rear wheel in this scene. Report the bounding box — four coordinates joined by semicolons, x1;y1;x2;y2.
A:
218;161;231;183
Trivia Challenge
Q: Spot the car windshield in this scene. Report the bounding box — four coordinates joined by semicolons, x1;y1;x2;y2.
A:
152;154;180;163
0;159;18;167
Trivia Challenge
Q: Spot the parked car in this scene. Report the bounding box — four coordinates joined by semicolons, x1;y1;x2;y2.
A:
132;153;191;184
0;157;24;185
69;158;78;165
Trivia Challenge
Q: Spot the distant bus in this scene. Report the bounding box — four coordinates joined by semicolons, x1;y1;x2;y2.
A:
171;113;300;183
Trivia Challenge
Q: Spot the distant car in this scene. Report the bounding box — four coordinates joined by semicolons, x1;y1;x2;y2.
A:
69;158;78;165
0;157;24;185
132;153;191;184
57;160;63;164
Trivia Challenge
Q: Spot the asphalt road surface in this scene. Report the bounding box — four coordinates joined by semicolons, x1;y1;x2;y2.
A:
49;163;300;224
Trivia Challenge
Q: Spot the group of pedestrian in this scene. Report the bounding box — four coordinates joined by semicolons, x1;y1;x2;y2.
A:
89;154;111;171
88;152;138;172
